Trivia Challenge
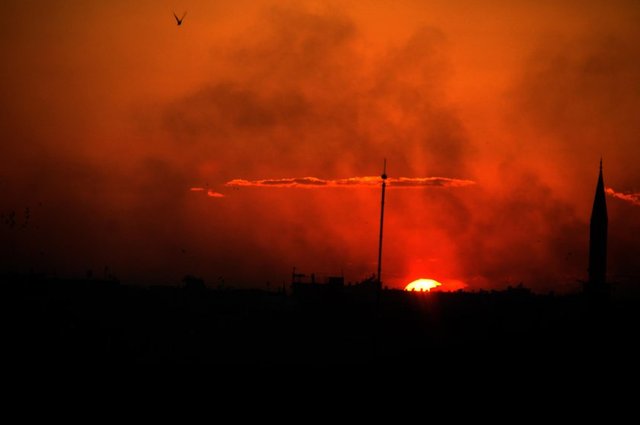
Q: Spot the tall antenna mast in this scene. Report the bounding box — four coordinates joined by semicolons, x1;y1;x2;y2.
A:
377;159;387;289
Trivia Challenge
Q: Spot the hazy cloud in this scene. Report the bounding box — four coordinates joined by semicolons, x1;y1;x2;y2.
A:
607;188;640;207
3;2;639;290
190;187;225;197
226;176;475;188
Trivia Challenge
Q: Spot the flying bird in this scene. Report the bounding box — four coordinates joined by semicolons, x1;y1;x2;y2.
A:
173;11;187;26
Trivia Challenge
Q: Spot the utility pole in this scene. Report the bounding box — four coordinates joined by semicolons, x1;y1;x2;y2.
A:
377;159;387;289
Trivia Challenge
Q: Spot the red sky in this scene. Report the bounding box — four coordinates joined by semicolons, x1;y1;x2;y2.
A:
1;0;639;291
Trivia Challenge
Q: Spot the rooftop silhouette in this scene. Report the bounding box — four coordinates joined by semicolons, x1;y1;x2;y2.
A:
3;271;639;366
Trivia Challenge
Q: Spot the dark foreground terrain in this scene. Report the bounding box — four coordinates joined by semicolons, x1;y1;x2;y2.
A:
3;274;639;367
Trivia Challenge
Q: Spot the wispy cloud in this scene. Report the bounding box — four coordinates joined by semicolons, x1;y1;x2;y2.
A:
190;187;225;198
225;176;475;188
606;188;640;207
189;175;473;203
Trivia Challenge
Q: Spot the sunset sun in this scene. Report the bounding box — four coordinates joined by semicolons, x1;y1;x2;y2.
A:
405;279;442;292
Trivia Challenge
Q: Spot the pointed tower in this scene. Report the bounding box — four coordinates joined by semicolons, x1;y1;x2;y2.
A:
588;159;608;287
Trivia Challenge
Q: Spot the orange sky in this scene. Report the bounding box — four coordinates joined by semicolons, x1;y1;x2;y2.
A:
1;0;639;290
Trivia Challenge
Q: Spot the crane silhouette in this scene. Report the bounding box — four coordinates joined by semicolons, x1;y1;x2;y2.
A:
173;11;187;26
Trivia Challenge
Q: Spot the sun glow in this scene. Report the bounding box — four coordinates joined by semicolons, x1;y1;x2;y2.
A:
405;278;442;292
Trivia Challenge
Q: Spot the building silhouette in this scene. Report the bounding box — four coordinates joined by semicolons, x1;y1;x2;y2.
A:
588;159;608;289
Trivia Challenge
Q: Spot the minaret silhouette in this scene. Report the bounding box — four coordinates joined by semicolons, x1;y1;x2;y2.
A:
588;159;608;287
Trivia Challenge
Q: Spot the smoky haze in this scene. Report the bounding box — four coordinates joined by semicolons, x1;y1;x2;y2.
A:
1;1;638;290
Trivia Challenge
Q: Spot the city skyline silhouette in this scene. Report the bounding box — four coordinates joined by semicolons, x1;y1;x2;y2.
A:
3;151;639;366
1;1;639;366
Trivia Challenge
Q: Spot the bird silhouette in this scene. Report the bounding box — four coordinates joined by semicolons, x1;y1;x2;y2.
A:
173;11;187;26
